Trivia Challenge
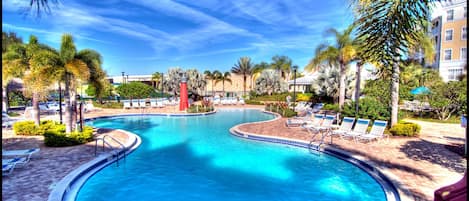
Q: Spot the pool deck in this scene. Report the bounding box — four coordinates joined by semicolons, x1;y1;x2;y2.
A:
2;105;467;201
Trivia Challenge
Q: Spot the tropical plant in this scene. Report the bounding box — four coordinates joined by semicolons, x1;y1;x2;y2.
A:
312;65;354;104
270;55;292;80
203;70;221;96
352;0;433;126
59;34;92;133
2;34;24;113
251;62;270;90
186;69;206;96
231;57;253;96
76;49;106;101
254;69;288;95
305;25;356;111
151;72;162;90
2;32;22;53
214;72;232;95
423;79;467;120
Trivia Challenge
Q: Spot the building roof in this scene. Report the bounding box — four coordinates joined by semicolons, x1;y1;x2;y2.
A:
288;73;319;85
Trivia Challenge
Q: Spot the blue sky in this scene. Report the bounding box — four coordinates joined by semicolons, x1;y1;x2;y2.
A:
2;0;354;77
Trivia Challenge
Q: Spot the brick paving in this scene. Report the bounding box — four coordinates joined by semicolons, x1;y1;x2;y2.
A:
2;105;467;201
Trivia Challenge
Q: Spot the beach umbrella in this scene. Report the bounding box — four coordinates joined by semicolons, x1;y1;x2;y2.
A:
410;86;430;95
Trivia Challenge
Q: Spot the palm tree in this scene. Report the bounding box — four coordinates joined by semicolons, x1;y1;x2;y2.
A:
151;72;162;90
2;34;24;113
270;55;292;81
353;0;432;126
306;25;356;111
204;70;221;96
214;72;232;95
59;34;91;133
2;35;61;125
231;57;253;96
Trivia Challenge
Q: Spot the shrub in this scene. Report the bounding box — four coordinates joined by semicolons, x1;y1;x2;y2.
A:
245;100;263;105
44;125;94;147
342;97;390;121
265;102;297;117
93;101;123;109
296;93;312;101
322;104;340;112
389;122;421;137
12;121;38;135
186;105;214;113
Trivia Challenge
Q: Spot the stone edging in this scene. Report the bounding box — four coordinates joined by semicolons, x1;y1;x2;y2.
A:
48;129;142;201
230;122;410;201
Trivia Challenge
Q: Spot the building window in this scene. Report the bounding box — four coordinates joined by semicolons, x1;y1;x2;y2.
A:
448;69;463;81
447;9;454;21
462;27;467;40
445;29;453;41
461;48;467;60
444;49;452;60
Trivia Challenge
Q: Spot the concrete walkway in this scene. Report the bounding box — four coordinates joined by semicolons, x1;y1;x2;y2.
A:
2;106;466;201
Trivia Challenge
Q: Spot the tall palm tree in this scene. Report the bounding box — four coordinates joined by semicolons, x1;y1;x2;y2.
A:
2;36;25;113
270;55;292;81
204;70;221;96
353;0;432;126
214;72;232;95
59;34;90;133
306;25;356;111
231;57;253;96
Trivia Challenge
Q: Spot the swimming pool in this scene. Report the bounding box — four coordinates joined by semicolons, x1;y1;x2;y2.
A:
76;109;387;201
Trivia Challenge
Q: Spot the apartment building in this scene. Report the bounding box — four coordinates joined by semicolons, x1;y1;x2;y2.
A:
431;0;467;82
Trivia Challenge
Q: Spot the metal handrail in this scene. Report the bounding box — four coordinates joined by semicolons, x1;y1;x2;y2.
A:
95;134;126;166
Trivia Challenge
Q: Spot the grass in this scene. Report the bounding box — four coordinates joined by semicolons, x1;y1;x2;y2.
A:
7;112;20;117
403;116;461;124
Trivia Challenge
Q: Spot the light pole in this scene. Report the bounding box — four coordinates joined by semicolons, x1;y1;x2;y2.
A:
126;75;129;83
121;72;125;84
161;73;164;98
292;65;298;103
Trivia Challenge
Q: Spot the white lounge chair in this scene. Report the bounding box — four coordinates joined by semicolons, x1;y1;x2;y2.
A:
139;100;147;109
238;98;245;105
150;100;158;108
304;114;334;134
131;100;140;109
331;117;356;136
123;100;132;109
2;163;16;176
2;148;40;162
2;157;29;167
341;118;370;142
302;114;325;129
357;120;388;143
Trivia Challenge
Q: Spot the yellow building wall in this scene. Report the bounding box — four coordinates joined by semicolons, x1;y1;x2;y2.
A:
205;74;254;95
441;19;467;61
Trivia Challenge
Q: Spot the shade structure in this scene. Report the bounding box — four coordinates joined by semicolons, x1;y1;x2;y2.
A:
411;86;430;95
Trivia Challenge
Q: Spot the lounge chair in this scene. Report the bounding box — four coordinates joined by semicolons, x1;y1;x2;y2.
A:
150;100;157;108
2;148;40;162
131;100;140;109
2;163;16;176
331;117;356;136
238;98;245;105
302;114;325;129
123;100;131;109
2;157;29;167
341;118;370;142
304;115;335;133
356;120;388;143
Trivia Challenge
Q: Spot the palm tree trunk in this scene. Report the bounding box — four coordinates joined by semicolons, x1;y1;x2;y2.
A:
64;75;72;133
355;62;362;114
211;80;214;96
243;76;247;96
2;86;9;113
58;83;63;124
71;88;77;131
338;62;346;111
32;92;40;126
222;81;225;94
390;61;400;127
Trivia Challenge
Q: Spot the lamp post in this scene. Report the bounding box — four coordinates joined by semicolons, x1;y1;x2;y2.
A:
126;75;129;83
161;73;164;98
121;72;125;84
292;65;298;104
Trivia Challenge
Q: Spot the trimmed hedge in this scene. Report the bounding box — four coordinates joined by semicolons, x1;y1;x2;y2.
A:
245;100;263;105
389;121;421;137
13;120;56;136
44;125;94;147
265;103;297;117
93;101;123;109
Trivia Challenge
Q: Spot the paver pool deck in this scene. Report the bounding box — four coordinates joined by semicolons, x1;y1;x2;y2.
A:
2;105;467;201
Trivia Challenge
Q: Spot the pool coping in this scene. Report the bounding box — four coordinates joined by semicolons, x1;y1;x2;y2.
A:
229;111;411;201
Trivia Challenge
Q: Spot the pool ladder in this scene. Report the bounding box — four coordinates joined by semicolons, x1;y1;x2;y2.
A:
95;134;126;166
308;129;329;153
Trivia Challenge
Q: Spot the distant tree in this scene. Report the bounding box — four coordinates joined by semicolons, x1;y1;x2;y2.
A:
231;57;253;96
116;82;153;100
203;70;221;96
312;65;354;104
424;79;467;120
151;72;162;90
255;69;288;95
2;32;23;53
270;55;292;81
251;62;270;90
214;72;232;95
186;69;206;96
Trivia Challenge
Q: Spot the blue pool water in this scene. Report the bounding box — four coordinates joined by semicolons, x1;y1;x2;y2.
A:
77;109;386;201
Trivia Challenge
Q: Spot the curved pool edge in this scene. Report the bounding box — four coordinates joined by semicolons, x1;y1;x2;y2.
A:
229;124;409;201
47;129;142;201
